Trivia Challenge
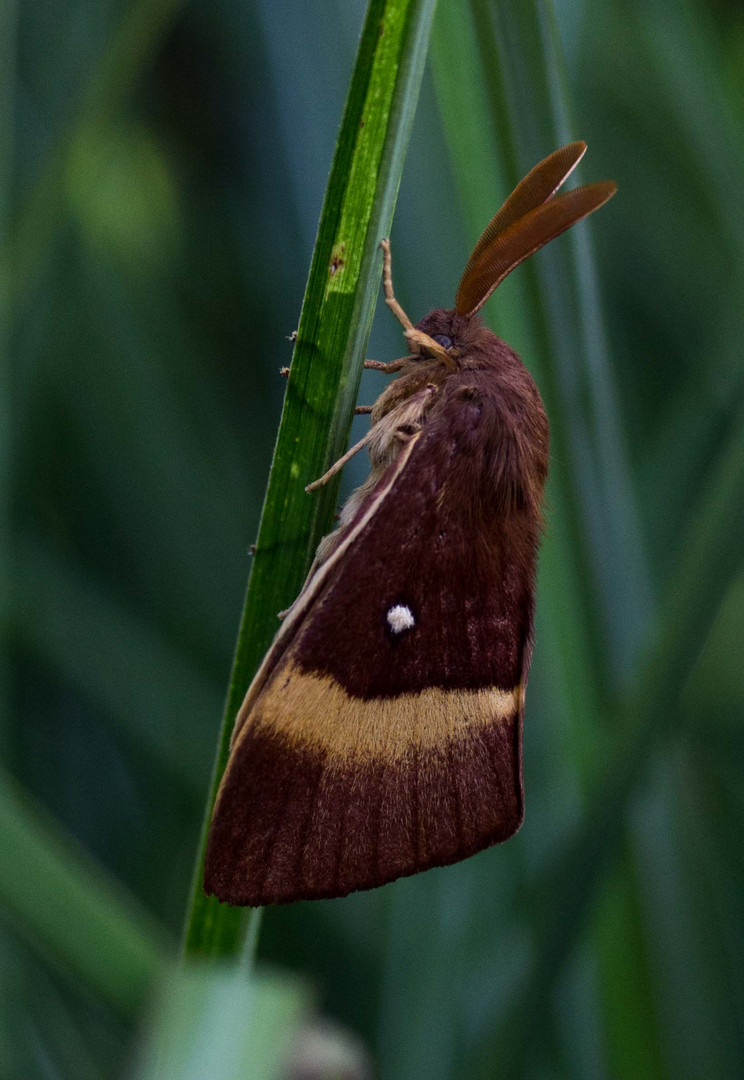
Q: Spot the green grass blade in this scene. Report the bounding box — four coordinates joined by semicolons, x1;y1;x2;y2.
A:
133;964;310;1080
182;0;438;958
428;0;507;246
15;536;221;792
591;860;663;1079
0;767;171;1018
0;0;16;756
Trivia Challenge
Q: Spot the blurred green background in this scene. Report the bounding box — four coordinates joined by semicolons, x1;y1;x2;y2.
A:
3;0;744;1077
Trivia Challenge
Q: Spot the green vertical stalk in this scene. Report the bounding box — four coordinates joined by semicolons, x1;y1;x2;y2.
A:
182;0;438;958
0;0;16;757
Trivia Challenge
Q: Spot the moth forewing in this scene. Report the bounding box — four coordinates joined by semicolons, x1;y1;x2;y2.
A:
205;384;530;905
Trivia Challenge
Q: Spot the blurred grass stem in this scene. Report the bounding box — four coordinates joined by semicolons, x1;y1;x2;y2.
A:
0;0;16;755
0;0;184;317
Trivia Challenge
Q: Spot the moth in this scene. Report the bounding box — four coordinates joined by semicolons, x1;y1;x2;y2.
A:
205;142;616;906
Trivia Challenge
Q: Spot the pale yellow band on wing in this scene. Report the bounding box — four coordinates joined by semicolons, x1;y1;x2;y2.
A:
238;662;520;764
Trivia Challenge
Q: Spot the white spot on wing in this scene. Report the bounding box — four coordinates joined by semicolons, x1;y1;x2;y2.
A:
387;604;415;634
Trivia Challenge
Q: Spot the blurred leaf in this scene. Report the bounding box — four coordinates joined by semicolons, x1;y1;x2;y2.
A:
686;568;744;718
577;0;744;560
470;393;744;1076
57;253;252;663
592;854;663;1079
1;935;114;1080
630;755;739;1080
0;766;171;1018
66;123;181;269
4;0;186;313
133;963;310;1080
0;0;16;757
183;0;438;958
680;740;744;1066
428;0;506;247
15;535;220;791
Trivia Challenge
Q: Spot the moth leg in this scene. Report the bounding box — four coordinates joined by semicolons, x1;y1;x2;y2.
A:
380;239;414;331
380;241;457;370
364;358;406;373
355;405;373;415
305;425;377;493
279;522;340;618
278;565;317;619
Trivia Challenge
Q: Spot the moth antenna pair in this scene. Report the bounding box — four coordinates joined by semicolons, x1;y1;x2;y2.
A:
455;140;616;315
379;142;615;332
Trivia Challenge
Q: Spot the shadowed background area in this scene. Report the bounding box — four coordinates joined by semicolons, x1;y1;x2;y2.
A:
3;0;744;1077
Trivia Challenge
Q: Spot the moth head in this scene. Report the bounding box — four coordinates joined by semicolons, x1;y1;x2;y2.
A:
454;141;616;318
404;325;459;371
371;309;465;422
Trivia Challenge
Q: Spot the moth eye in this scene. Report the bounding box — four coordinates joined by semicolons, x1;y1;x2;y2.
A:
433;334;452;349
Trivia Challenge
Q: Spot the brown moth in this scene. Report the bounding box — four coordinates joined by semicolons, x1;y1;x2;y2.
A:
204;142;616;906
